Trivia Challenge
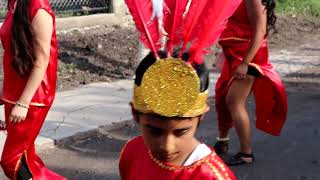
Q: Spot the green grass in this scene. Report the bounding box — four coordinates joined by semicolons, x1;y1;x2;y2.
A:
0;10;7;18
277;0;320;17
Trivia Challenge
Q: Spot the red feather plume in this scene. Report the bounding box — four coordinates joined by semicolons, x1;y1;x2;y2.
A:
125;0;161;58
163;0;189;56
180;0;209;57
187;0;242;64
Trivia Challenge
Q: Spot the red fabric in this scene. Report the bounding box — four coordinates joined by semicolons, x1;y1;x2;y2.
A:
1;103;67;180
0;0;58;106
119;136;236;180
215;1;287;136
220;1;254;40
124;0;161;55
0;0;65;179
186;0;242;64
163;0;189;54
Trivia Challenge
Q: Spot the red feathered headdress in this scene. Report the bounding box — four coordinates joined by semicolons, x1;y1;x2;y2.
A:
125;0;241;64
127;0;242;117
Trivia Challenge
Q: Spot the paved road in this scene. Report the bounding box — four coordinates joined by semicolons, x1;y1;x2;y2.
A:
0;86;316;180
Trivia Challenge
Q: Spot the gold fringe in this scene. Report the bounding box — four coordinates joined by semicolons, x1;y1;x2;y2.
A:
1;98;46;107
219;37;250;42
148;150;213;171
206;161;225;180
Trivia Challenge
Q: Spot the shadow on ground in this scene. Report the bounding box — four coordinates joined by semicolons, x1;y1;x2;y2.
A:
38;85;320;180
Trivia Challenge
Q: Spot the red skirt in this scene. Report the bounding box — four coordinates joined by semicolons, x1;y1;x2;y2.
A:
1;103;67;180
215;39;288;136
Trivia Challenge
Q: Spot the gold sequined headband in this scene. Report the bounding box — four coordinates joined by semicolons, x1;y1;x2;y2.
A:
132;58;208;117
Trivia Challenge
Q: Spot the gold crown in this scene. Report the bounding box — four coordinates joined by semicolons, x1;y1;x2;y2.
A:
133;58;209;117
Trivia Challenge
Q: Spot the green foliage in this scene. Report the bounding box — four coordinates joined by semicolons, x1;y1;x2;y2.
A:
0;10;7;18
277;0;320;17
64;63;76;71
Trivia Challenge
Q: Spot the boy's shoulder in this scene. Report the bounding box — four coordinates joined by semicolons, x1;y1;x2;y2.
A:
198;151;236;180
122;136;145;152
120;136;146;160
119;136;147;174
119;139;235;179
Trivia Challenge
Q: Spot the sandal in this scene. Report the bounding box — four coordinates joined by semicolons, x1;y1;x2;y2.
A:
213;140;229;155
227;152;255;166
0;120;6;131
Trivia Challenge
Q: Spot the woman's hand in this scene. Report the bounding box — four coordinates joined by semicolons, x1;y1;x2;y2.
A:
9;105;28;123
235;62;249;80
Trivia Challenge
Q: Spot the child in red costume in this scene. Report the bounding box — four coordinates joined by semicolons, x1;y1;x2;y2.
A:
119;53;236;180
119;0;242;179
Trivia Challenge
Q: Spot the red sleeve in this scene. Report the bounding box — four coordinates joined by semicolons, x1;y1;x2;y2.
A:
119;137;138;179
119;143;129;178
29;0;55;21
118;136;144;179
210;153;237;180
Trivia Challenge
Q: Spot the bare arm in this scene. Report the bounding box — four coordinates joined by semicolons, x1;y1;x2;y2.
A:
234;0;267;79
9;10;53;123
18;9;53;105
244;0;267;64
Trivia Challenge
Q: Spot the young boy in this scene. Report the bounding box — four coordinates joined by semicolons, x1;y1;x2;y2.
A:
119;53;236;180
120;0;241;179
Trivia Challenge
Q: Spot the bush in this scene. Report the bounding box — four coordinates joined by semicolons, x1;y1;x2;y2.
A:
277;0;320;17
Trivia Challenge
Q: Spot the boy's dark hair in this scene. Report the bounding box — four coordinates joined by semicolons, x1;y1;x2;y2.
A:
134;51;209;93
133;109;202;128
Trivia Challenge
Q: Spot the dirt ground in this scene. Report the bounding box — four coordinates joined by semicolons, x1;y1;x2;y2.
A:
48;14;320;90
268;15;320;50
56;24;139;90
1;14;319;91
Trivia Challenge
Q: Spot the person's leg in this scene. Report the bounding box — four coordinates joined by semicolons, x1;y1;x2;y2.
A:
226;75;255;160
214;87;232;154
214;57;234;155
17;156;33;180
0;104;49;179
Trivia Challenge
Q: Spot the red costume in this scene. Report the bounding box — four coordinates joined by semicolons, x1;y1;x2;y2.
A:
215;1;288;136
119;136;236;180
123;0;242;178
0;0;66;179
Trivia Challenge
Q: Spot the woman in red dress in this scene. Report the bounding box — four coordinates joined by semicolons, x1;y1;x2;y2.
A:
0;0;66;179
214;0;287;165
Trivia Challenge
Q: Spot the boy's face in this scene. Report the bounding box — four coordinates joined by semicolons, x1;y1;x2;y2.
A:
136;113;201;165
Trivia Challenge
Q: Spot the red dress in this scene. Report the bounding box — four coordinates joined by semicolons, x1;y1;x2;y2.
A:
215;1;288;136
119;136;236;180
0;0;66;179
1;0;58;106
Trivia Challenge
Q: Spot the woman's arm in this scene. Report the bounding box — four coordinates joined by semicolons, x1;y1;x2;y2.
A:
18;9;53;105
235;0;267;79
10;10;53;123
244;0;267;64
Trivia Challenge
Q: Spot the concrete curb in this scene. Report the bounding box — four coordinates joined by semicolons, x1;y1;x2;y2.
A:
56;13;124;31
0;79;134;154
0;12;126;31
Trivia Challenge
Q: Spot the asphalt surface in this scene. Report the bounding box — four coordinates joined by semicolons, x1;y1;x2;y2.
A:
8;85;317;180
